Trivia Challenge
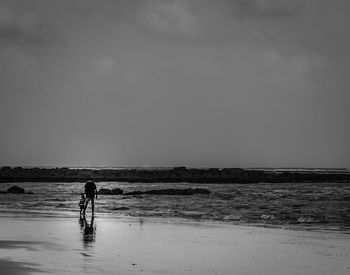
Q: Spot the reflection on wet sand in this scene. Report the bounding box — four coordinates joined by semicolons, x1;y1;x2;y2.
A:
80;216;96;248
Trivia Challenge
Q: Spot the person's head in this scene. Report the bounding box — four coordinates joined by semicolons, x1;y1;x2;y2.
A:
81;194;85;199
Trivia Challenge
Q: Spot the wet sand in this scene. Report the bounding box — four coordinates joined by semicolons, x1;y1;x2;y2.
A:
0;212;349;275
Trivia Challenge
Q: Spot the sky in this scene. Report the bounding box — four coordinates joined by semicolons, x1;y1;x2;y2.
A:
0;0;349;168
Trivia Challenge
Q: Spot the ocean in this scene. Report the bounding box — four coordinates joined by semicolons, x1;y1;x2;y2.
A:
0;181;349;232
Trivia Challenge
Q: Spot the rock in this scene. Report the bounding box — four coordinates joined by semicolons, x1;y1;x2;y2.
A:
111;188;123;195
7;185;25;194
173;166;187;171
112;207;129;211
0;166;11;172
98;188;112;195
98;188;123;195
124;188;210;196
1;166;350;183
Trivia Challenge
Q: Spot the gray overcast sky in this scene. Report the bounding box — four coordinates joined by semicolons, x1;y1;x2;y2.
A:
0;0;349;168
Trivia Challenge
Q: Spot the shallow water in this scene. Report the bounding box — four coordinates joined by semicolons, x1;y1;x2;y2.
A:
0;181;350;231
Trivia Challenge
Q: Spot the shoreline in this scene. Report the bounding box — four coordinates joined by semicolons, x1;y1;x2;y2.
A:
0;208;348;234
1;213;350;275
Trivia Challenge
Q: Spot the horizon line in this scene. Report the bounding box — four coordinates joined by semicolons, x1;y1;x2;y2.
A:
1;165;349;171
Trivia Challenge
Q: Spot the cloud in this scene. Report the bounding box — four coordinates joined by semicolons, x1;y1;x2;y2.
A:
91;56;117;76
251;0;302;17
136;0;308;45
0;4;48;45
0;45;46;94
0;4;50;96
139;0;198;36
262;49;327;76
0;0;349;167
228;0;303;18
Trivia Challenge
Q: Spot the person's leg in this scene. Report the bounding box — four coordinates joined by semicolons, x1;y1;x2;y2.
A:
83;198;90;215
91;198;95;215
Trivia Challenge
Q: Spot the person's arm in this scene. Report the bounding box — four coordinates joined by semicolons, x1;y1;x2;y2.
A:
95;186;98;199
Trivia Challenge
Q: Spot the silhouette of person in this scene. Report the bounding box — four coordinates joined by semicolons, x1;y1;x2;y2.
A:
79;193;85;217
83;180;98;216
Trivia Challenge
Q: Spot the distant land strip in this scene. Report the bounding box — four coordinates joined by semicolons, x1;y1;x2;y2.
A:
0;166;349;183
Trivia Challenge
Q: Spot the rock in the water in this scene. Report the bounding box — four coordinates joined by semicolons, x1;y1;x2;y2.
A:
124;188;210;196
112;207;129;211
111;188;123;195
7;185;25;194
98;188;112;195
98;188;123;195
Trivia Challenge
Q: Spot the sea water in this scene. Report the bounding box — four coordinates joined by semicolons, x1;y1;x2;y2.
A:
0;181;349;231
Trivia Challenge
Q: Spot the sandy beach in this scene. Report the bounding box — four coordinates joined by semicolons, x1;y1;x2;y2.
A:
0;212;349;275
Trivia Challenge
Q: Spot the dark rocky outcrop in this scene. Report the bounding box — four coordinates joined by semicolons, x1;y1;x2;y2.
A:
7;185;25;194
124;188;210;196
98;188;123;195
111;188;123;195
112;207;129;211
0;166;350;184
98;188;112;195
